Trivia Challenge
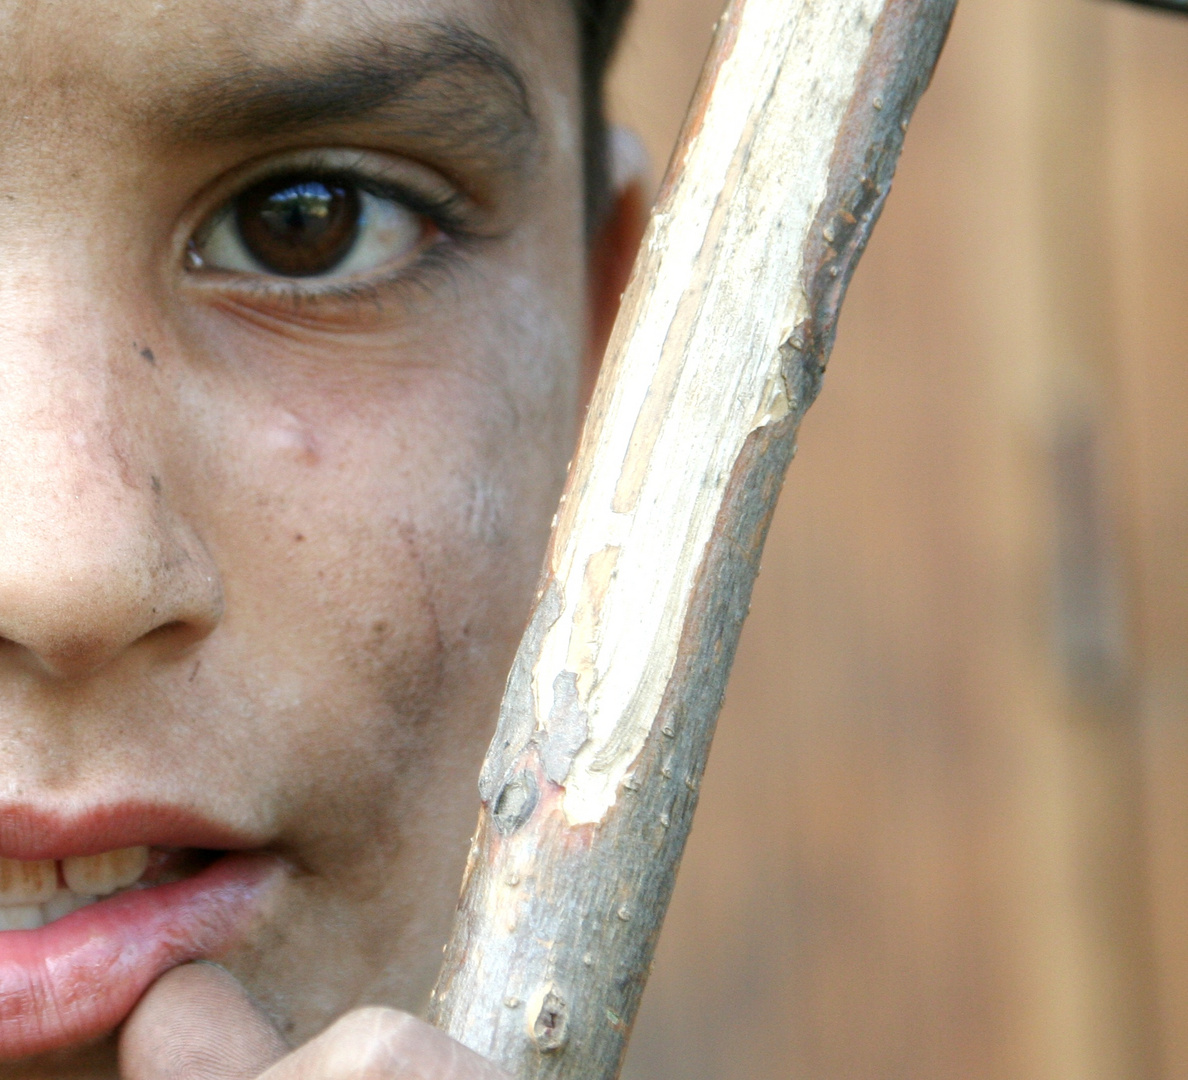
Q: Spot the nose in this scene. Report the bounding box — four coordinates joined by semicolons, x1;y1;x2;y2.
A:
0;314;223;680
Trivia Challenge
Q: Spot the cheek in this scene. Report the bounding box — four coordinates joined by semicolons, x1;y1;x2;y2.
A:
184;346;569;829
152;214;588;863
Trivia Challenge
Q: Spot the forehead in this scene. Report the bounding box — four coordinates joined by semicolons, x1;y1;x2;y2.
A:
0;0;577;140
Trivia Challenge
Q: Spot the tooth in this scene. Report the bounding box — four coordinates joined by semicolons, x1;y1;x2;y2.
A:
0;858;58;905
0;904;44;931
42;890;96;924
63;847;150;897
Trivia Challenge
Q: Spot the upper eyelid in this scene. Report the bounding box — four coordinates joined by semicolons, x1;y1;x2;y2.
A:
192;147;488;239
349;176;477;235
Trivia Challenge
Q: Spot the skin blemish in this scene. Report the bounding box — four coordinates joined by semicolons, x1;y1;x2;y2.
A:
140;347;155;365
150;475;162;495
263;410;320;466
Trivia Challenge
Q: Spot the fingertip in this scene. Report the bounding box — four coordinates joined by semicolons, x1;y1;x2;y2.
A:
119;962;287;1080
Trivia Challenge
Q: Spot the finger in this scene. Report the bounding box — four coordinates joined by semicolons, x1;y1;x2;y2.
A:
119;962;289;1080
259;1008;510;1080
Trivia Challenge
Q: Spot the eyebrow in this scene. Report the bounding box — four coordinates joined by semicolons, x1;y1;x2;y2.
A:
161;21;538;177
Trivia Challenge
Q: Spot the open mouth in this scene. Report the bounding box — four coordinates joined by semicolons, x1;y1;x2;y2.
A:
0;841;283;1061
0;846;222;930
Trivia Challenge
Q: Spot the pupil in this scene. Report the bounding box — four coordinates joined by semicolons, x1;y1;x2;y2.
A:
236;175;361;278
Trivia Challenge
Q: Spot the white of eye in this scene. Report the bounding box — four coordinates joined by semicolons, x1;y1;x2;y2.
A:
195;188;425;279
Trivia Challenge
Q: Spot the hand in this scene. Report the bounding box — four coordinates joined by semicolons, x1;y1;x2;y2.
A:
119;963;511;1080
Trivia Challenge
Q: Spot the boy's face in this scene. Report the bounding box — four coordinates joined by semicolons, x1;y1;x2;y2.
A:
0;0;605;1071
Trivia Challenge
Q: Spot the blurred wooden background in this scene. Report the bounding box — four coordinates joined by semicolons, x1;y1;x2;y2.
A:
606;1;1188;1078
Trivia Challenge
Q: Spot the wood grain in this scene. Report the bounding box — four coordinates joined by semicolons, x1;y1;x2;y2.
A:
427;1;955;1077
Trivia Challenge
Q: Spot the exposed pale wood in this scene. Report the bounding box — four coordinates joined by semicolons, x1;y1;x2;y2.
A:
428;1;955;1077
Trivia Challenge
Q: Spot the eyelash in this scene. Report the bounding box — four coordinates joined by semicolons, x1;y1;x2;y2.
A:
193;154;487;309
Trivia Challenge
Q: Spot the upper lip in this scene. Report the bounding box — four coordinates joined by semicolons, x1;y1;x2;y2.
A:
0;800;266;861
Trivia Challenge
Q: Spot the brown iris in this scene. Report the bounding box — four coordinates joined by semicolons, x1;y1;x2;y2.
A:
234;175;361;278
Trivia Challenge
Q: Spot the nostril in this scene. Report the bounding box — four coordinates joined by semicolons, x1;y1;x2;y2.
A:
0;615;216;680
152;621;187;637
140;619;208;654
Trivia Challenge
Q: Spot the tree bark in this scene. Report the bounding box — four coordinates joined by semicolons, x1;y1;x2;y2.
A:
428;1;957;1076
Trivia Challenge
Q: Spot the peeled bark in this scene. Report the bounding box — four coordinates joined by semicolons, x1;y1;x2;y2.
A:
428;1;957;1076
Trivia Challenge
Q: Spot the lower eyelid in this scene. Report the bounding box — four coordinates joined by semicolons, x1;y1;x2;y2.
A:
195;241;469;332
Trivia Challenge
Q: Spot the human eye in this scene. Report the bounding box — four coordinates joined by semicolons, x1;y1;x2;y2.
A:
188;152;472;290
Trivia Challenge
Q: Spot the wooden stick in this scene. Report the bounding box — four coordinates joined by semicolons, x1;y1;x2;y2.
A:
428;1;956;1076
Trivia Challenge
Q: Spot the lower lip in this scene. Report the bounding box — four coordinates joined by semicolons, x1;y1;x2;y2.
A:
0;852;283;1061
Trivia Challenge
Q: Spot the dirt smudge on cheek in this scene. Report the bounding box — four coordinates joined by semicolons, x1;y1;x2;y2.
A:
392;520;448;712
